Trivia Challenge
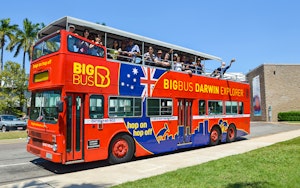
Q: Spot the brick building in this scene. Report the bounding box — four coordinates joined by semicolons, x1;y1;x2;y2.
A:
246;64;300;122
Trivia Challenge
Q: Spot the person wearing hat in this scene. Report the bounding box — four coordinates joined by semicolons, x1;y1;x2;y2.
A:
211;59;235;78
67;25;78;52
68;25;76;32
220;59;235;76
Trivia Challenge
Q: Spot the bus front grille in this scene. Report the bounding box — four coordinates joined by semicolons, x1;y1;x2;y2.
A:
30;147;41;155
31;131;42;138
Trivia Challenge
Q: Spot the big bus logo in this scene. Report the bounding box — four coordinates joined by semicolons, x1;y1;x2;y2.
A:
73;62;110;88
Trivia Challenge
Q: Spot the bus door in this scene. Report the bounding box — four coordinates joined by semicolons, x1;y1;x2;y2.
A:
178;99;193;145
66;93;84;162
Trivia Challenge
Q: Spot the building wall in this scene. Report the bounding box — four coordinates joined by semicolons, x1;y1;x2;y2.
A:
246;64;300;122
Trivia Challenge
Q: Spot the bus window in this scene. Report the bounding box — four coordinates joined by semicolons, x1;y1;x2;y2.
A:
109;97;142;117
225;101;238;114
208;101;223;115
29;90;61;123
147;98;173;116
67;35;105;57
89;95;104;119
161;99;173;116
32;34;61;60
199;100;206;115
239;102;244;114
147;99;159;116
232;101;238;114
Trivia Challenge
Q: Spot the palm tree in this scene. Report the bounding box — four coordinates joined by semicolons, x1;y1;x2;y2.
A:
0;18;18;72
7;18;42;70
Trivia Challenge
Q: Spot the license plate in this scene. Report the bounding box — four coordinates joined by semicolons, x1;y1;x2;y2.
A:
17;127;23;130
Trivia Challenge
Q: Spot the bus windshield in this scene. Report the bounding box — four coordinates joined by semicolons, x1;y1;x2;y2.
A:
32;34;61;60
29;90;61;124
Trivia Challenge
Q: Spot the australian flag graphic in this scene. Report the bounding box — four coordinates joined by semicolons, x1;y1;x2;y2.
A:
119;64;171;154
119;64;165;97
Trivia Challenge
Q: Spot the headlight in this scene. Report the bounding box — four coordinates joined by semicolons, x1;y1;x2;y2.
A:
27;136;30;143
53;144;57;152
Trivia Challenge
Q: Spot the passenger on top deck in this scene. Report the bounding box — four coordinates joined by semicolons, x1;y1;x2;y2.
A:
78;29;90;54
93;34;103;45
89;34;103;56
183;57;194;72
144;46;157;65
174;55;183;71
109;40;120;60
157;52;171;68
125;39;141;63
67;25;79;52
211;59;235;78
194;57;204;74
173;53;178;62
155;50;163;62
118;40;128;61
68;25;76;34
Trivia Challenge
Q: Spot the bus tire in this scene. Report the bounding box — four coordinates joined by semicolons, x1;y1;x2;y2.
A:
226;124;236;143
209;126;220;146
108;134;135;164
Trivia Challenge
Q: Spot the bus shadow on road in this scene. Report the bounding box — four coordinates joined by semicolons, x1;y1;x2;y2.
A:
30;136;249;174
30;158;110;174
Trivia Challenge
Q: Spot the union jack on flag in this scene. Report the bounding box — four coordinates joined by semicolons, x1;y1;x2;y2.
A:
119;64;165;98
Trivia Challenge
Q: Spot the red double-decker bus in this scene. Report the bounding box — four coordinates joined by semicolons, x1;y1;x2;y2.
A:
26;17;250;164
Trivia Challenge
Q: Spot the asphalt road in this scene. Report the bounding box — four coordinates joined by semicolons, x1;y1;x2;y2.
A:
0;122;299;186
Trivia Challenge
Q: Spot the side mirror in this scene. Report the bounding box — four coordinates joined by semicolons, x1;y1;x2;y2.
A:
56;101;64;113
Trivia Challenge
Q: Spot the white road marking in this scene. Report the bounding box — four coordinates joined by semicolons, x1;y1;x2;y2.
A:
0;162;30;168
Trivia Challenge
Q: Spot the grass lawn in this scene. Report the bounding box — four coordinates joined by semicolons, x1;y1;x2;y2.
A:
113;137;300;188
0;131;27;140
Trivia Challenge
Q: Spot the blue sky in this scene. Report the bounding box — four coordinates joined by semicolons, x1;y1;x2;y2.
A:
1;0;300;74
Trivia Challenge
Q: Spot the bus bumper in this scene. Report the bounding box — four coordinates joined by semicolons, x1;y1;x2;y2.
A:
27;144;62;163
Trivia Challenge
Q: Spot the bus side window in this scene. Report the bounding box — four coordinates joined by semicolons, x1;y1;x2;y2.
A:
147;98;172;116
199;100;206;115
208;101;223;115
108;97;142;117
225;101;238;114
239;102;244;114
161;99;172;116
89;95;104;119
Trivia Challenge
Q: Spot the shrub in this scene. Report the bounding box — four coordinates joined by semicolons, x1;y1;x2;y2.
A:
278;111;300;121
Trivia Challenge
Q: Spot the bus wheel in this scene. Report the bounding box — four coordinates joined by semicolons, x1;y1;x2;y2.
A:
226;124;236;143
108;134;134;164
209;126;220;146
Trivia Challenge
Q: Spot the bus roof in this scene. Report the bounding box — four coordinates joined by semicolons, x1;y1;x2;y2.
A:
38;16;222;62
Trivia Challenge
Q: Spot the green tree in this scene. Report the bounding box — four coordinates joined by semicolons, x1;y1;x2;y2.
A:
0;18;18;72
7;18;42;70
0;61;28;115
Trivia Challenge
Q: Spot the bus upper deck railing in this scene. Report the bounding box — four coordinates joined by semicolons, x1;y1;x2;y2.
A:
35;29;246;82
106;47;246;82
